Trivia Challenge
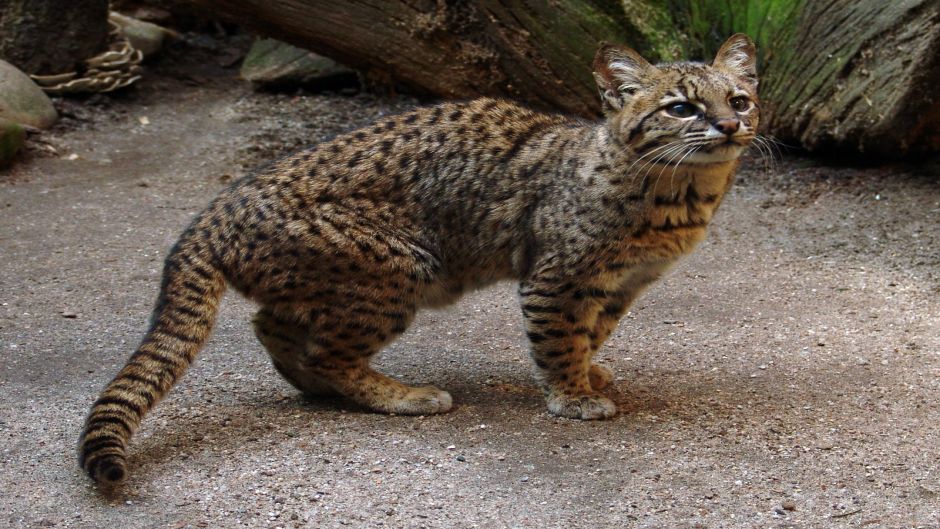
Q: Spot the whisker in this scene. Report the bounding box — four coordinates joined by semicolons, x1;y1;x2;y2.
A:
638;143;690;193
626;141;687;189
668;144;701;193
649;143;694;199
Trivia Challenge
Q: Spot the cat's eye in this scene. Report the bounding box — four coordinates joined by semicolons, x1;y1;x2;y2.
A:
730;96;751;112
665;102;698;118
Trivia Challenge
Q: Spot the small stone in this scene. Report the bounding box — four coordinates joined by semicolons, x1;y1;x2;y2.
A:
520;476;529;483
782;500;796;511
456;455;466;462
61;310;78;319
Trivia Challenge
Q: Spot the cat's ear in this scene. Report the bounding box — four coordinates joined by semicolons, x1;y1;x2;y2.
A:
713;33;758;86
593;43;655;113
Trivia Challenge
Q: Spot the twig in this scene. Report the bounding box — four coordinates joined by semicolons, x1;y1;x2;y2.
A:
830;509;862;519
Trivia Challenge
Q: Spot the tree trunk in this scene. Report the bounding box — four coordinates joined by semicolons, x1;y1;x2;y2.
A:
190;0;681;117
760;0;940;157
0;0;110;75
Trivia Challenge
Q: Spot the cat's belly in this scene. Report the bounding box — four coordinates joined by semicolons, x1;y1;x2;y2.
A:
417;268;514;308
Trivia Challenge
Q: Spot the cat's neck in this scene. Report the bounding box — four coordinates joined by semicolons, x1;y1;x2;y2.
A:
584;125;738;203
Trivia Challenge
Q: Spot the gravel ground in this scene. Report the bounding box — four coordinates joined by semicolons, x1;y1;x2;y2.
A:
1;44;938;529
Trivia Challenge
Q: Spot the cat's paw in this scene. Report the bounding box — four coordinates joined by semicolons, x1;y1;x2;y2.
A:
588;364;614;390
546;393;617;420
389;385;453;415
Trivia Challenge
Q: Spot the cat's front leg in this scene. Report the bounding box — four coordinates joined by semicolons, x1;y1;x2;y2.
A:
585;289;642;390
519;279;617;420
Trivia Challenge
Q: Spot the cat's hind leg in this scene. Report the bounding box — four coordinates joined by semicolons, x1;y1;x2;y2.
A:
252;307;336;396
308;285;452;415
263;283;451;415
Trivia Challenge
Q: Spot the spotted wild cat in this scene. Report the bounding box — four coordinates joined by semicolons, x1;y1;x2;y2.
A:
79;34;760;484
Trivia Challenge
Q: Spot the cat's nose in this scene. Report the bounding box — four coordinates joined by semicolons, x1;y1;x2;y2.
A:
713;118;740;135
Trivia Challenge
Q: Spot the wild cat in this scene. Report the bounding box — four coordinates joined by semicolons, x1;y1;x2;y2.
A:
79;34;760;484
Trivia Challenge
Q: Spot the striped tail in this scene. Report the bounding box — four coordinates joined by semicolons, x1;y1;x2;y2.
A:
78;236;226;484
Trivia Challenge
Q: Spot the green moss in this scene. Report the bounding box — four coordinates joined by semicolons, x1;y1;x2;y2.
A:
0;118;25;166
619;0;685;61
667;0;804;67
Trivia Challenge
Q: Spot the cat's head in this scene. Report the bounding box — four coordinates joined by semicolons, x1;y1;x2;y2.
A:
593;34;759;165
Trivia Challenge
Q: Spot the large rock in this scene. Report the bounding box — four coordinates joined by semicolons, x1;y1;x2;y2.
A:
0;0;110;75
0;60;57;129
240;38;357;89
0;117;25;166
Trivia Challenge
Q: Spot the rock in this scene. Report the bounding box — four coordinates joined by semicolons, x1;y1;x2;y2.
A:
240;38;357;90
0;0;109;74
0;118;26;166
0;60;57;129
109;12;173;58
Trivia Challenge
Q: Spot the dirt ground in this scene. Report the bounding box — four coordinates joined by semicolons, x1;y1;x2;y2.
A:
1;42;938;529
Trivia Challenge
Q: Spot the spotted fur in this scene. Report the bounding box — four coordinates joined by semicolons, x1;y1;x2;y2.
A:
79;34;760;485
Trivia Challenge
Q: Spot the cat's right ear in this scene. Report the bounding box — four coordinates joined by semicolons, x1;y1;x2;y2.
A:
593;43;654;113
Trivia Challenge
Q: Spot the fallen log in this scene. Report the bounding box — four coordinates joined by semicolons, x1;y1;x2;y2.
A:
190;0;681;117
186;0;939;157
759;0;940;157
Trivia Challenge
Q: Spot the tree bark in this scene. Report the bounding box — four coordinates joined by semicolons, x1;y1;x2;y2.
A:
760;0;940;157
0;0;110;74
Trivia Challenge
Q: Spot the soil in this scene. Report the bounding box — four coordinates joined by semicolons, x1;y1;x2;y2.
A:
1;36;938;529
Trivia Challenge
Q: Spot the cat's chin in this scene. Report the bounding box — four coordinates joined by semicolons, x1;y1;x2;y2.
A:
685;144;744;164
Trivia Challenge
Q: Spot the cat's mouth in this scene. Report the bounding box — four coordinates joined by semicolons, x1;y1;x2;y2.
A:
684;142;745;164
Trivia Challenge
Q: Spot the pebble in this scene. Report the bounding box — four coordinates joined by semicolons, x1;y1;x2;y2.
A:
782;500;796;511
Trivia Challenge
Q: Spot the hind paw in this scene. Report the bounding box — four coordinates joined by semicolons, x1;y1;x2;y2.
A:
546;393;617;420
382;385;453;415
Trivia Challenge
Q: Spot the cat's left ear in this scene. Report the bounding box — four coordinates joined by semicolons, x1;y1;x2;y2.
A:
593;43;655;113
713;33;758;87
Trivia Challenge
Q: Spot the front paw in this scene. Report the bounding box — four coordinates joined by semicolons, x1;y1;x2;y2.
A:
546;393;617;420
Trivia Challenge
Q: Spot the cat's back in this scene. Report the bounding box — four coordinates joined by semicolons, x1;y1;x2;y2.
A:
244;98;577;198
